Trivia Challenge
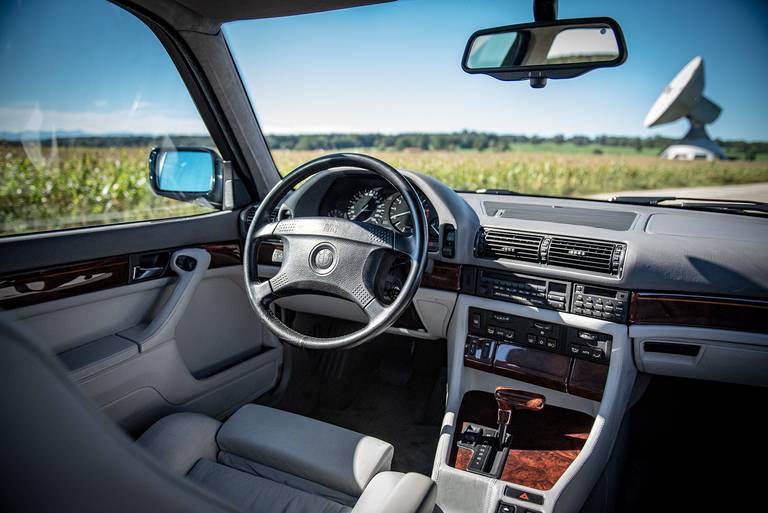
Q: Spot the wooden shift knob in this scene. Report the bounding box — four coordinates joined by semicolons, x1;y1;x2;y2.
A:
494;387;546;413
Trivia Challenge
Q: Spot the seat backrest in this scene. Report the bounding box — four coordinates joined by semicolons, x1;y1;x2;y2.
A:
0;316;242;513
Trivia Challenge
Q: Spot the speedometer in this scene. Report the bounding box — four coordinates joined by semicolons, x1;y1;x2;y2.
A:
346;188;381;222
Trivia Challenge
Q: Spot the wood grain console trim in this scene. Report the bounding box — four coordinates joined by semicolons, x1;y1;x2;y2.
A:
629;292;768;333
493;343;570;392
568;359;608;401
450;391;593;491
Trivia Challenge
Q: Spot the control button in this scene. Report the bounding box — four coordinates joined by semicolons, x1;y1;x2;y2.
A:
594;304;604;311
585;296;593;303
546;338;557;349
590;348;604;360
486;326;496;336
497;503;516;513
579;347;592;358
569;345;580;355
527;334;537;345
470;312;482;330
573;307;583;314
537;336;546;346
576;294;583;301
504;486;544;505
578;331;597;341
503;329;515;340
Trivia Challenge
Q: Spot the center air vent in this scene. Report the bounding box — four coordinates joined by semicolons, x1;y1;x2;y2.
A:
476;227;626;276
476;228;543;263
547;237;625;276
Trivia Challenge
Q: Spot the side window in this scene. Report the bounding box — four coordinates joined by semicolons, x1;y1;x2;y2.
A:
0;0;219;237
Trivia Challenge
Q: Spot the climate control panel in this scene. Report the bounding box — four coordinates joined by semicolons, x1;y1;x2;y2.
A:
467;307;612;365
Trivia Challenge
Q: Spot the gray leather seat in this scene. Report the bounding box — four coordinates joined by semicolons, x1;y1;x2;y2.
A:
138;404;435;513
0;317;436;513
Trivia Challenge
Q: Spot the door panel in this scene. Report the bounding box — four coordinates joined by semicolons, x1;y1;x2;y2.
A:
1;231;282;434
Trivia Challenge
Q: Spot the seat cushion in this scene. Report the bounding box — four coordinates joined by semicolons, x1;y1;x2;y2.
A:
138;412;222;475
217;404;394;497
188;458;352;513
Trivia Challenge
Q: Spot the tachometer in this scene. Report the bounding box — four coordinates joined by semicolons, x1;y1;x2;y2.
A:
388;194;438;234
347;188;381;222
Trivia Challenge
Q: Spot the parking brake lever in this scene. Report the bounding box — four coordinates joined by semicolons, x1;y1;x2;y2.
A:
494;387;545;448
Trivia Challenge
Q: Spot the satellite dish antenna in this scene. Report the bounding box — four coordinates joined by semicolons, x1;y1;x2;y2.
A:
644;56;725;160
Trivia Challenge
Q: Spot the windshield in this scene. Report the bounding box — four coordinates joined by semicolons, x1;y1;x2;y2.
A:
223;0;768;204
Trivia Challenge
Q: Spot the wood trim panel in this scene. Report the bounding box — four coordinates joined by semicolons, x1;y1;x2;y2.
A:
568;359;608;401
421;261;462;291
493;343;570;392
630;292;768;333
0;256;130;309
0;241;241;309
450;391;593;491
203;242;241;268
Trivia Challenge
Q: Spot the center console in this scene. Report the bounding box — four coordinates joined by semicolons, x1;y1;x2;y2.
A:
435;292;637;513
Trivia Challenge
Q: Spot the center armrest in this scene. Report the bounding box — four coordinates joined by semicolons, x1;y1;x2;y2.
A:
216;404;394;497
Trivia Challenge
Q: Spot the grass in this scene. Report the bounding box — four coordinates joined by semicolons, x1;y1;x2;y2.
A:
271;148;768;197
2;144;768;236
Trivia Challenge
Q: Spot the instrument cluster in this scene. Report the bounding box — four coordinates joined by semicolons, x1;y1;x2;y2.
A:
319;180;441;248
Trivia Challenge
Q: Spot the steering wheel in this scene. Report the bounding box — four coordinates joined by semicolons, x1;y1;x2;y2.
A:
243;153;428;349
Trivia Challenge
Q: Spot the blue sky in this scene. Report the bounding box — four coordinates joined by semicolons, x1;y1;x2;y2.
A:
2;0;767;141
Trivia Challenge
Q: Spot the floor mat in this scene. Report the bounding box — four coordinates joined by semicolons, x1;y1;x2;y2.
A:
306;367;442;475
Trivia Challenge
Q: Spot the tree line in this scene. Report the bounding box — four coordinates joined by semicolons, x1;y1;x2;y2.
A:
3;131;766;159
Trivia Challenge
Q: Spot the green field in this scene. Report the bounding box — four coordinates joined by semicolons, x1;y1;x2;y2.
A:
2;144;768;236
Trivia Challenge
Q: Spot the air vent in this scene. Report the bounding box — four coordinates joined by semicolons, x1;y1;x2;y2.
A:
247;207;258;225
476;228;543;263
547;237;625;276
476;227;626;277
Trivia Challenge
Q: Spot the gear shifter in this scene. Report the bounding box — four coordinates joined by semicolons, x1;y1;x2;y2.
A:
494;387;545;448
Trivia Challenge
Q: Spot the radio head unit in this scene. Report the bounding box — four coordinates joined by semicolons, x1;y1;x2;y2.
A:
476;269;570;312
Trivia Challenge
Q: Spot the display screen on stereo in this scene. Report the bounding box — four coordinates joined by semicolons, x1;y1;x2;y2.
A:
582;285;618;298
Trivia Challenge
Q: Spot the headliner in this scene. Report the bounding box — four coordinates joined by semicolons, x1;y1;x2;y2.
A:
173;0;394;23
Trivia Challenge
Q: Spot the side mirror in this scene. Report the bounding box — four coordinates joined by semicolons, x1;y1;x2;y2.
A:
462;17;627;87
148;147;225;208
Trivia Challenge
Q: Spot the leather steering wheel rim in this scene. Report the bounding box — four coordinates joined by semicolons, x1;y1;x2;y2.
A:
243;153;428;349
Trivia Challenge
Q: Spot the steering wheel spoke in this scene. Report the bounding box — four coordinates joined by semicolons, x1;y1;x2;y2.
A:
392;231;420;260
247;279;274;306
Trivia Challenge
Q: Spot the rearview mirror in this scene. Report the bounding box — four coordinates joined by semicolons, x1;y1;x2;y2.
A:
462;17;626;86
148;147;225;208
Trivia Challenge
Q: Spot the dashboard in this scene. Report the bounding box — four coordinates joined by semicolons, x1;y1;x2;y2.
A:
256;166;767;391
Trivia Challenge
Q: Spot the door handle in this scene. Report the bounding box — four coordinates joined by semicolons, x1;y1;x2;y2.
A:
119;248;211;352
131;266;165;281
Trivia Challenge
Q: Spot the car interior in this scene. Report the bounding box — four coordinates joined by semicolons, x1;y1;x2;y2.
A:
1;1;766;513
